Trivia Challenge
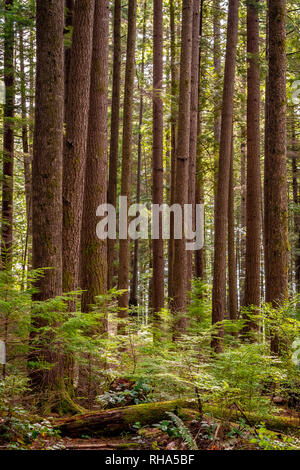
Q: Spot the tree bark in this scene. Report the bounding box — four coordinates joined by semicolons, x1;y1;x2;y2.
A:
213;0;221;197
264;0;288;353
117;0;137;317
228;137;238;320
172;0;193;335
168;0;178;305
19;25;32;286
29;0;64;397
152;0;165;326
63;0;95;297
130;0;147;308
64;0;74;120
212;0;239;353
1;0;15;270
244;0;261;327
195;0;205;282
187;0;200;292
57;399;198;437
108;0;122;290
80;0;109;312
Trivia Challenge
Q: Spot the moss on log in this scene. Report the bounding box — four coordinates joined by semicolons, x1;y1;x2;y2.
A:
203;404;300;434
56;399;299;438
56;399;199;437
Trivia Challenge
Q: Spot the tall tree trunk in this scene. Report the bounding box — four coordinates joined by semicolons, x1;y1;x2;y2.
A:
212;0;239;353
29;0;64;399
117;0;137;318
64;0;74;119
63;0;95;297
213;0;221;196
130;0;147;308
186;0;200;291
80;0;109;313
19;25;32;286
264;0;288;354
172;0;193;336
228;136;238;320
152;0;164;326
1;0;15;270
168;0;177;304
240;128;246;306
244;0;261;327
108;0;122;290
195;0;205;282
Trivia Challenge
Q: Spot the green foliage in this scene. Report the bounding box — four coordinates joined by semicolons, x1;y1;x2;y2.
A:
165;412;198;450
250;424;299;450
96;380;153;408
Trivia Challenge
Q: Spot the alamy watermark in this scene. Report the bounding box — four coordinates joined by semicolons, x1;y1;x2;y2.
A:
96;197;204;251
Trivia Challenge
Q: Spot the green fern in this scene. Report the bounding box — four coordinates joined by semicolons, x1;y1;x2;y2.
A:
166;412;198;450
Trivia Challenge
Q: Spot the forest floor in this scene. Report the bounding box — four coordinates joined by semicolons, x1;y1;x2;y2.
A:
27;406;299;451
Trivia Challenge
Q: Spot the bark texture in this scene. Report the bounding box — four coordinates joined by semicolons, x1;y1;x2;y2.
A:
63;0;95;295
117;0;137;314
152;0;165;321
80;0;109;312
244;0;261;326
212;0;239;352
264;0;288;353
172;0;193;334
108;0;122;290
1;0;15;269
30;0;64;394
187;0;200;290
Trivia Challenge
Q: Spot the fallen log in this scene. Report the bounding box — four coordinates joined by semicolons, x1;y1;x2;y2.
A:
56;399;199;437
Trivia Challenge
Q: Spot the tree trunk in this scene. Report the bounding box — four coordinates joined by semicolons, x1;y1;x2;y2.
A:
63;0;95;298
57;399;198;437
240;128;246;306
264;0;288;354
108;0;122;290
168;0;178;305
1;0;15;270
228;137;238;320
80;0;109;313
187;0;200;292
64;0;74;119
29;0;64;399
130;0;147;308
152;0;164;328
212;0;239;353
172;0;193;336
213;0;221;197
195;0;205;282
117;0;137;317
244;0;261;327
19;25;32;287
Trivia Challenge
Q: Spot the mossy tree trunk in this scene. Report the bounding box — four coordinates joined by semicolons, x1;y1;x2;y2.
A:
171;0;193;336
1;0;15;270
107;0;122;291
264;0;288;353
29;0;64;402
117;0;137;319
211;0;239;353
63;0;95;298
244;0;262;329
